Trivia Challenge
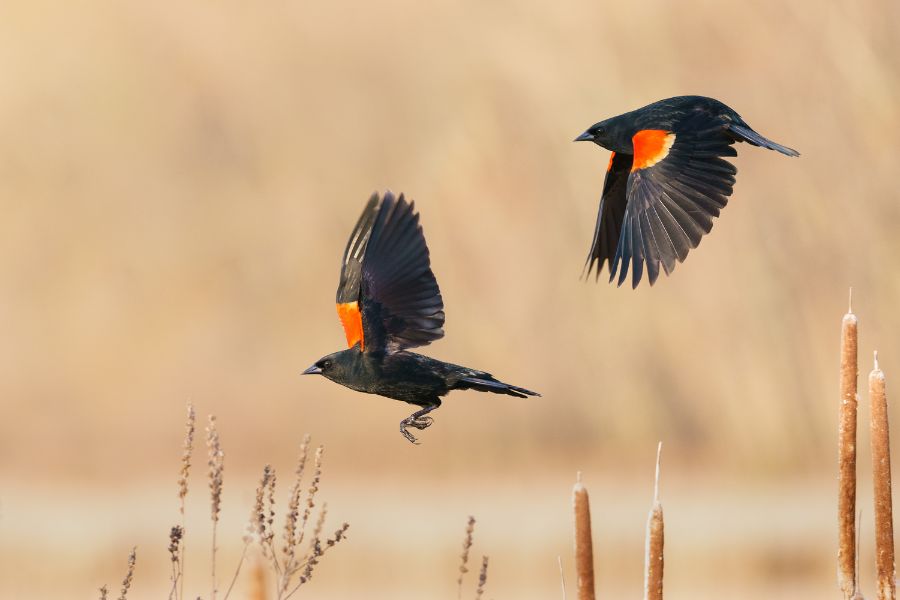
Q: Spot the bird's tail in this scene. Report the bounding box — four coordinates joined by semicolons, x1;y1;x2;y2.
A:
727;123;800;157
457;375;540;399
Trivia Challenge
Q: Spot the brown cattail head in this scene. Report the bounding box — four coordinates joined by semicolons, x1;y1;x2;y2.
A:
177;404;195;512
839;293;859;599
206;415;224;523
870;351;895;600
644;443;664;600
573;472;595;600
475;556;489;599
457;515;476;598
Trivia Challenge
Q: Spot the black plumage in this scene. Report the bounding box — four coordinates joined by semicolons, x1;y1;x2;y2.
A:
575;95;799;288
304;192;539;444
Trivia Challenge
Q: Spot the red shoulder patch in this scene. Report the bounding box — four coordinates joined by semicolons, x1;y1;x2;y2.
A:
607;151;616;172
336;302;365;350
631;130;675;171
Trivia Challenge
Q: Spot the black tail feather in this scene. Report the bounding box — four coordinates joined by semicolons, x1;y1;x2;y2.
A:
457;376;540;398
727;123;800;157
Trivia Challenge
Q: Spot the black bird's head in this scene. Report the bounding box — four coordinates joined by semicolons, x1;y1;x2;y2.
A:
574;117;631;153
302;348;359;386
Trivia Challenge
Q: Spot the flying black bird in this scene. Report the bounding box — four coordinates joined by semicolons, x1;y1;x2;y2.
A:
575;95;799;288
303;192;539;444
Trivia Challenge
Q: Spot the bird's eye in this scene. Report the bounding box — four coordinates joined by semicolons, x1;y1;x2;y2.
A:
321;359;333;370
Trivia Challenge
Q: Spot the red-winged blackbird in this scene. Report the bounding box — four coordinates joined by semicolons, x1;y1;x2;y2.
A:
575;95;799;288
303;191;539;444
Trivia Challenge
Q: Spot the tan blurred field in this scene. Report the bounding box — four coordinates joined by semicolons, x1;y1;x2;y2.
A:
1;0;899;598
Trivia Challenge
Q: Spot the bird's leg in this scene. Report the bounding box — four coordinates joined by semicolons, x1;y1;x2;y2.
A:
399;403;440;445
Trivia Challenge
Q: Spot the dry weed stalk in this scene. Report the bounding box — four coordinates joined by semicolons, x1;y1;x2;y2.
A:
457;516;476;599
573;472;595;600
227;439;350;600
475;556;489;599
171;403;195;600
99;585;108;600
206;415;224;600
839;291;859;599
117;548;137;600
870;352;895;600
643;443;664;600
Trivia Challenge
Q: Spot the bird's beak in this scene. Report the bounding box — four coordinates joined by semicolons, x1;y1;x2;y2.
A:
302;364;322;375
574;130;594;142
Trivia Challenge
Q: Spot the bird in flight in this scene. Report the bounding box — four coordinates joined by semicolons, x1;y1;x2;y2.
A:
575;95;799;288
303;192;539;444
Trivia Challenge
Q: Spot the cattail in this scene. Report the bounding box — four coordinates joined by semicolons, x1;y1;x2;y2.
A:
457;515;476;598
117;548;136;600
573;472;595;600
839;290;859;599
853;511;866;600
206;415;224;600
475;556;489;599
643;443;664;600
870;351;895;600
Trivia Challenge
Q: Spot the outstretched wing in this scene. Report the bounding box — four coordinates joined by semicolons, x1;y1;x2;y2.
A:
335;191;445;353
584;151;632;280
611;113;738;288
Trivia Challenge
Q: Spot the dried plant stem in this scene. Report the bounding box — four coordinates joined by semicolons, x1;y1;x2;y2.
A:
117;548;137;600
221;541;250;600
206;415;225;600
870;352;895;600
475;556;488;599
839;295;859;599
458;516;476;599
557;555;567;600
177;403;195;600
643;443;664;600
573;472;595;600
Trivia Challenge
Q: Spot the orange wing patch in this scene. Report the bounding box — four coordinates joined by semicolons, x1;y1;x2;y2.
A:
631;130;675;171
606;151;616;172
337;301;365;350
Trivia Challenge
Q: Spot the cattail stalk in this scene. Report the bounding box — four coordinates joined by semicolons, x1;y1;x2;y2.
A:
558;555;567;600
870;352;895;600
839;291;859;599
573;472;595;600
643;443;664;600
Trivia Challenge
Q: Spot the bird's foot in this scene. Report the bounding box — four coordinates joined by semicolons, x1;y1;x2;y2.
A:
398;406;438;445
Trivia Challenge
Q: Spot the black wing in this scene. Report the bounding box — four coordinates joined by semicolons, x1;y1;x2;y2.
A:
335;191;445;353
584;151;632;280
611;113;738;288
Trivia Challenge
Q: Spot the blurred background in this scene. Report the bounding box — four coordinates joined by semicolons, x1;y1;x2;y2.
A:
1;0;899;598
